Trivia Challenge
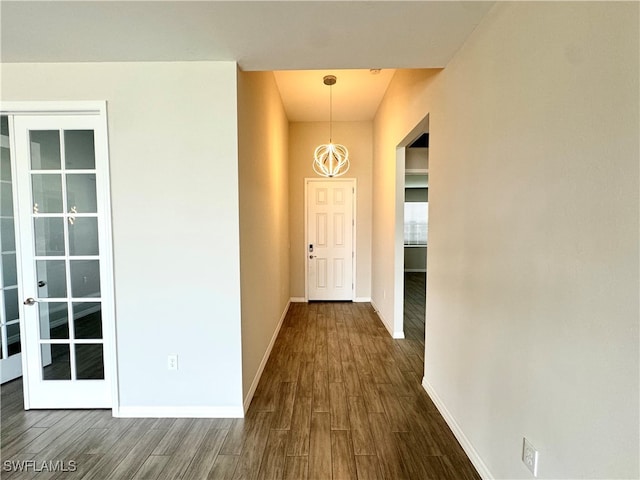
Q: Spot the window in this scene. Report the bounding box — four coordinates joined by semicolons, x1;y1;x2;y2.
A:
404;202;428;245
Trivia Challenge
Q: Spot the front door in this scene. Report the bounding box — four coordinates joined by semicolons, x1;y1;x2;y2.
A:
306;179;355;301
12;112;114;408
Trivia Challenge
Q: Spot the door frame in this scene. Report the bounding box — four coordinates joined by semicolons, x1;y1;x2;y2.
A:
0;101;119;412
304;178;357;302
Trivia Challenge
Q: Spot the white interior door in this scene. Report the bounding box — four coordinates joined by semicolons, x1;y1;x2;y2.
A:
1;115;23;383
12;112;114;408
306;179;355;301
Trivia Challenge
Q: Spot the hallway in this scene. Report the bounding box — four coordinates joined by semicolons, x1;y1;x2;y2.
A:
1;302;479;479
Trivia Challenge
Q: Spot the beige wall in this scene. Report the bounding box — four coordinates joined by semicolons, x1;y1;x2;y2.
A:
288;121;372;300
1;62;244;412
372;69;440;331
373;2;639;479
237;70;290;405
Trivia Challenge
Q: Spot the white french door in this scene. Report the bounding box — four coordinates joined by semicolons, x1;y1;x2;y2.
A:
1;115;23;383
11;111;114;409
306;179;355;301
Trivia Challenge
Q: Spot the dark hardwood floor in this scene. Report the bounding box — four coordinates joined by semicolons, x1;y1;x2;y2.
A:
1;301;479;479
403;272;426;344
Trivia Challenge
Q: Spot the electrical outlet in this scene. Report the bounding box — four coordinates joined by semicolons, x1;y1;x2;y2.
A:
167;354;178;371
522;437;539;477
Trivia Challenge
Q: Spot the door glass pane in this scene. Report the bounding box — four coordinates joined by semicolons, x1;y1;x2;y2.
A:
30;131;61;170
32;174;63;213
0;182;13;216
41;343;71;380
3;288;19;322
34;217;65;256
2;253;17;285
70;260;100;298
69;218;99;256
36;260;67;298
66;174;97;213
1;116;10;181
1;146;11;181
1;218;15;251
64;130;95;170
73;303;102;339
75;344;104;380
38;302;69;340
7;322;21;355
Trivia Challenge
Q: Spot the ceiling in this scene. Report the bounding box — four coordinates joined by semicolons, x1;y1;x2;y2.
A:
274;69;399;122
0;1;495;120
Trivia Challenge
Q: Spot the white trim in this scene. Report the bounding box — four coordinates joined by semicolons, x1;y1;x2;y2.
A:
290;297;306;303
354;297;371;303
98;102;121;418
242;300;291;413
422;377;493;479
405;168;429;175
370;299;404;339
394;147;406;340
0;101;104;116
404;269;427;273
116;405;244;419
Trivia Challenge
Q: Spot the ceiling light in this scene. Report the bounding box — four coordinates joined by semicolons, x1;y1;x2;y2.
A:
313;75;350;178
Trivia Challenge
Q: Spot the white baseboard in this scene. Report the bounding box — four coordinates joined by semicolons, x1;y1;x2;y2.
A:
290;297;306;303
116;405;243;418
370;299;405;339
421;377;493;479
242;299;291;413
354;297;371;303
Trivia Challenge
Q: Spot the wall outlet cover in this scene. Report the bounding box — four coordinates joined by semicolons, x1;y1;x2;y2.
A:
522;437;539;477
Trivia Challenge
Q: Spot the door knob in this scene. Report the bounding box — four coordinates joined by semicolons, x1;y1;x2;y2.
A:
309;255;316;259
23;297;38;306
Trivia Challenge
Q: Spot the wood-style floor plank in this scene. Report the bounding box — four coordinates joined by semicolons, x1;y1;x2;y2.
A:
331;430;357;479
308;412;331;479
256;429;287;480
354;455;383;480
1;291;480;480
208;455;239;480
283;456;308;480
285;394;312;457
181;428;229;480
131;455;170;480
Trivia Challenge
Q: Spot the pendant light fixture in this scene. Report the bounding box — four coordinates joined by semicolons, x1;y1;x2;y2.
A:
313;75;350;178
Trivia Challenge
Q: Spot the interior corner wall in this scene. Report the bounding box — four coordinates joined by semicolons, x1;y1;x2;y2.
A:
237;70;290;404
1;61;245;413
372;3;639;479
371;69;440;331
288;121;373;300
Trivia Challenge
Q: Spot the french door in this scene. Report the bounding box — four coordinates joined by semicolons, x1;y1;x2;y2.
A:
306;179;355;301
11;110;114;408
1;115;22;383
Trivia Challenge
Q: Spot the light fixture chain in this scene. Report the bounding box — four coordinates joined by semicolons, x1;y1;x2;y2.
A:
329;83;333;143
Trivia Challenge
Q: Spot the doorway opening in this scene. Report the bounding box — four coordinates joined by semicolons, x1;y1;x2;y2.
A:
403;133;428;342
394;114;429;342
0;102;117;411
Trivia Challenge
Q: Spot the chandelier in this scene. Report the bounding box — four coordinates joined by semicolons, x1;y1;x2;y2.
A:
313;75;350;178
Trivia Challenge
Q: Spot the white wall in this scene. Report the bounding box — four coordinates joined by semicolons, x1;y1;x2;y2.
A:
289;121;373;301
237;70;290;408
1;62;244;414
373;3;639;479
